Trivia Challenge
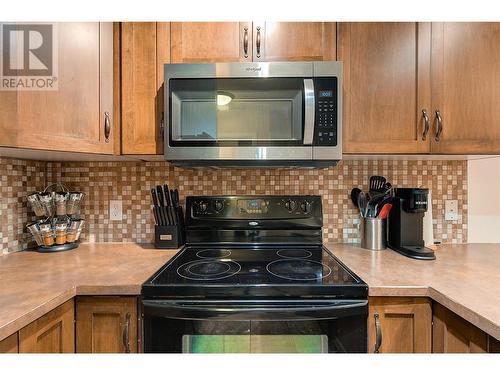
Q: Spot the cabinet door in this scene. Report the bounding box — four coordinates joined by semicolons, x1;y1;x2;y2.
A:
433;303;488;353
121;22;167;155
368;297;432;353
0;23;114;154
430;23;500;154
339;22;431;153
252;22;336;61
0;333;18;353
171;22;251;63
76;297;137;353
19;300;74;353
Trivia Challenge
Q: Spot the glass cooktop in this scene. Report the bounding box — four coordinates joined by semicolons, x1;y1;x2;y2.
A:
143;246;367;299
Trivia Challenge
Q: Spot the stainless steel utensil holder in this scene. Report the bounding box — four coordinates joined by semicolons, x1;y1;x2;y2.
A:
360;217;387;250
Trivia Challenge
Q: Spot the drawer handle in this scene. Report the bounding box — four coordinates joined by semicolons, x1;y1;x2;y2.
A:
104;111;111;143
374;312;382;353
243;27;249;58
435;110;444;142
123;312;131;353
421;109;430;141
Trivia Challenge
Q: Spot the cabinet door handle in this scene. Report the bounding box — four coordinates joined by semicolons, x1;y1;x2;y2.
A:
104;111;111;143
435;110;444;142
421;109;430;141
256;26;261;58
243;27;249;58
160;112;164;136
123;312;131;353
374;313;382;353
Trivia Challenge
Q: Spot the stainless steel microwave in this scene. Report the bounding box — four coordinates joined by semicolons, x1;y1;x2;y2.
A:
164;61;342;167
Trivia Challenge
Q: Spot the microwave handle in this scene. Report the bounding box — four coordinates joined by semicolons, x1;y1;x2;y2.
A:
303;79;315;145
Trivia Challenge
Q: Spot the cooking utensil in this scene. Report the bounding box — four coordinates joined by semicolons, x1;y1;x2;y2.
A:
163;184;171;207
357;191;368;217
151;188;160;225
369;176;387;193
155;186;169;225
378;203;393;220
350;188;361;208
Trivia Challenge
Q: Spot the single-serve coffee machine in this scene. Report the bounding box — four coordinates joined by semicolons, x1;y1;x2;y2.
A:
387;188;436;260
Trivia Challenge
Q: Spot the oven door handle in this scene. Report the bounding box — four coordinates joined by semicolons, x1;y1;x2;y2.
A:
303;79;315;145
143;300;367;321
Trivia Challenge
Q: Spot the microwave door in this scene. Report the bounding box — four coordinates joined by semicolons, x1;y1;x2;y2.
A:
303;79;315;145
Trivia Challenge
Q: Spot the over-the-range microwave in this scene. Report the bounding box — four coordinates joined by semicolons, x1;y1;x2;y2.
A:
164;61;342;167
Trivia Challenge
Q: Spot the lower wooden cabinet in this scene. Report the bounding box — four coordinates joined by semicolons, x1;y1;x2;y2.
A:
433;302;488;353
0;332;19;353
368;297;432;353
18;300;75;353
76;296;137;353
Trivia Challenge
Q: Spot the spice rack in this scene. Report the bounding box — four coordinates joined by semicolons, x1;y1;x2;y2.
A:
26;183;85;253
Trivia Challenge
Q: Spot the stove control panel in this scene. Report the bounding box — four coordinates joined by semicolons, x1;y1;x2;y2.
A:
187;195;322;221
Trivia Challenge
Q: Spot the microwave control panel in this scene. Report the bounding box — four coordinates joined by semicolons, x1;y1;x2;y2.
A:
313;77;338;146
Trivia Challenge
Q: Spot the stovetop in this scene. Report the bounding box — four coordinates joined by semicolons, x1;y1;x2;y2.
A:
142;246;368;300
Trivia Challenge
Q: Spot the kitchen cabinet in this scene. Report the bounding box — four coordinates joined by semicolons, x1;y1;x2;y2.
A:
339;22;431;154
0;332;18;353
433;302;488;353
430;22;500;154
18;300;74;353
120;22;336;155
76;296;137;353
0;23;114;154
368;297;432;353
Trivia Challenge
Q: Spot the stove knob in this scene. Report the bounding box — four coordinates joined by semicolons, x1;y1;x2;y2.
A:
214;200;224;212
198;201;208;213
284;199;297;212
300;201;312;213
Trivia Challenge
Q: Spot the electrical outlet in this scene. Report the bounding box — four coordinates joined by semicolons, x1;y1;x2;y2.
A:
109;200;122;221
445;200;458;221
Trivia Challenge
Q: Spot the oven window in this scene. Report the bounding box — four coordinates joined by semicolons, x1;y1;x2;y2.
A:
182;335;328;353
169;78;304;146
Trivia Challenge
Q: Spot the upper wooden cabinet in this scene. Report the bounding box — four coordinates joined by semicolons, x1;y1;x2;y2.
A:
368;297;432;353
18;300;74;353
430;23;500;154
340;23;431;154
76;296;137;353
252;22;336;61
0;23;114;154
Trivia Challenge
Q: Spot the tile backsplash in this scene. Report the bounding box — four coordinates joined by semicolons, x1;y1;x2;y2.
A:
0;157;468;254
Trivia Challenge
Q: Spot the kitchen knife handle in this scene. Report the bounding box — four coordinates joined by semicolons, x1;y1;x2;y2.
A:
164;184;171;206
150;188;159;207
156;186;165;206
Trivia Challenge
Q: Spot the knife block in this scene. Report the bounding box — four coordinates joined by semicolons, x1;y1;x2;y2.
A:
154;225;184;249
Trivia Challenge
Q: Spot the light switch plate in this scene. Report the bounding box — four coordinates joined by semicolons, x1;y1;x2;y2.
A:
445;200;458;221
109;200;122;221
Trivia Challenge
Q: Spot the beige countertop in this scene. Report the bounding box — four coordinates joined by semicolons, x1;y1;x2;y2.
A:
0;242;499;342
0;243;177;341
325;243;500;341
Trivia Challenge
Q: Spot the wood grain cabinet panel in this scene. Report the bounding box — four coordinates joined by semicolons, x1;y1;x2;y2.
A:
18;300;74;353
430;22;500;154
0;23;114;154
171;22;250;63
368;297;432;353
0;333;19;353
433;302;488;353
339;22;432;154
76;297;137;353
253;22;336;61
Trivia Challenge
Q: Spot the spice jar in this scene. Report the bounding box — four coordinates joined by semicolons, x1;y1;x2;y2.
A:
39;192;55;217
55;222;68;245
55;192;68;216
26;221;44;246
67;192;84;215
27;193;46;216
39;223;55;247
68;219;84;242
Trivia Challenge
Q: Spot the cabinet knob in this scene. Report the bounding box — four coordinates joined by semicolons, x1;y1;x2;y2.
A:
104;111;111;143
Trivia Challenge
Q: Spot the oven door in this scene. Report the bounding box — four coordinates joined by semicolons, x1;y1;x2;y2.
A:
142;299;367;353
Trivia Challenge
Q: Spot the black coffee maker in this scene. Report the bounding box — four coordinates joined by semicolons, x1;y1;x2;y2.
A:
387;188;436;260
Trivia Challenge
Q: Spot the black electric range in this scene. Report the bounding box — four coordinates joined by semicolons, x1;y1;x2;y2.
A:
142;195;368;353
